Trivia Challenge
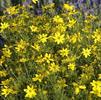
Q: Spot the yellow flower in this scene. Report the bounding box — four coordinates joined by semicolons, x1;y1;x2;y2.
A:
0;22;9;32
53;32;65;44
24;85;37;98
19;58;28;63
0;70;7;77
90;80;101;97
0;22;9;29
79;85;86;90
0;56;5;65
63;3;74;11
32;0;38;4
1;86;16;97
53;15;64;24
55;24;67;33
92;29;101;43
59;48;69;57
2;45;12;58
30;25;38;32
31;43;40;51
32;74;43;82
86;14;97;21
75;87;80;95
6;6;18;15
82;48;91;58
15;39;28;52
68;19;76;28
73;83;86;95
1;78;14;86
49;62;60;73
38;34;48;43
36;55;44;64
43;53;54;63
69;34;78;43
68;63;75;71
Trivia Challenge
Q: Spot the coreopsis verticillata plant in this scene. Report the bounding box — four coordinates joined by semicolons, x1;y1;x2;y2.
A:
0;23;9;32
82;48;91;58
63;3;74;11
1;86;17;97
15;39;28;52
5;6;18;15
31;43;40;51
90;80;101;97
48;62;60;73
38;34;48;43
30;25;38;32
67;18;77;28
73;83;86;95
92;29;101;43
32;74;44;82
0;2;101;100
53;32;65;44
68;63;76;71
53;15;64;24
24;85;37;98
2;45;12;58
59;48;69;57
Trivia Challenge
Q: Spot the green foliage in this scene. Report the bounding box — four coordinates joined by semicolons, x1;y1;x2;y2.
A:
0;3;101;100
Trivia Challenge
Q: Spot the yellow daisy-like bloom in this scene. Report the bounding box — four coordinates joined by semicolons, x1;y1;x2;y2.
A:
43;53;54;63
92;29;101;43
73;83;86;95
31;43;40;51
0;22;9;31
55;24;67;33
38;34;48;43
49;62;60;73
1;86;17;97
0;70;8;77
15;39;28;52
68;19;76;28
82;48;91;58
53;15;64;24
90;80;101;97
68;63;76;71
69;34;77;44
2;45;12;58
63;3;74;11
32;0;38;4
19;58;28;63
32;74;43;82
53;32;65;44
1;78;14;86
24;85;37;98
59;48;69;57
6;6;18;15
30;25;38;32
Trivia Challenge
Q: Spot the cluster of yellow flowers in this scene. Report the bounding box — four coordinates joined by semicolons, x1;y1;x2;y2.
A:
24;85;37;98
0;3;101;100
90;80;101;97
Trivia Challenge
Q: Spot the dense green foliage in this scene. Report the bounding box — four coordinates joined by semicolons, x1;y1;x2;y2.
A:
0;2;101;100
